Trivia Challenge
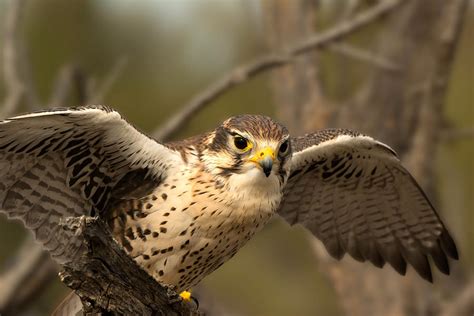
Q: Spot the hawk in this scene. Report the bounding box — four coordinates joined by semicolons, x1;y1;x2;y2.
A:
0;106;458;295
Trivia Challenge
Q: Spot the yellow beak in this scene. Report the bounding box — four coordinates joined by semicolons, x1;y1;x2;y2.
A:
250;147;275;177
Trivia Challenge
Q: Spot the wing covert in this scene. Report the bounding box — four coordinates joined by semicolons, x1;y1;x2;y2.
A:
0;106;182;263
278;129;458;282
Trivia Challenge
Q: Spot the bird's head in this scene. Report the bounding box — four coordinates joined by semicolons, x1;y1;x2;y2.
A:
202;115;291;187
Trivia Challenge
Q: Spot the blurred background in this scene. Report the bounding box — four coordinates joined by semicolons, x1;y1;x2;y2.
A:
0;0;472;315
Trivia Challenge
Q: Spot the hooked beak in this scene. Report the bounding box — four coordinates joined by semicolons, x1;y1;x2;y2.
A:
250;147;275;177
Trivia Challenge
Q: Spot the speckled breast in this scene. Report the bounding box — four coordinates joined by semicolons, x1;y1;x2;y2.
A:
108;164;279;291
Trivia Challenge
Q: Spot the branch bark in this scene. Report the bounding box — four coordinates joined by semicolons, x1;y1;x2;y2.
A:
58;216;201;315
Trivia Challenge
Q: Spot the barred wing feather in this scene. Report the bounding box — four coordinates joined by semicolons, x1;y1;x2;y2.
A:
0;106;181;263
278;129;458;282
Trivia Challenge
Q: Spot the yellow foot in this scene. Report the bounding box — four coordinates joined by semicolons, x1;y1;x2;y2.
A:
179;290;192;302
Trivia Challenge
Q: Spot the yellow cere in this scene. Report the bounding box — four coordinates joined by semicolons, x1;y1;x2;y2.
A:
179;290;192;301
250;147;275;162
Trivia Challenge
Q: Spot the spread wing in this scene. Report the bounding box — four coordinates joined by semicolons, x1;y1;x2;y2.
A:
278;129;458;282
0;106;182;264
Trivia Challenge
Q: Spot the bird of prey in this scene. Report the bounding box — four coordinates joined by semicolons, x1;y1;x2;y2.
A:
0;106;458;295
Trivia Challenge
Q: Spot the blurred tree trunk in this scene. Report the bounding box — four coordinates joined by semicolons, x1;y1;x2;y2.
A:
264;0;468;315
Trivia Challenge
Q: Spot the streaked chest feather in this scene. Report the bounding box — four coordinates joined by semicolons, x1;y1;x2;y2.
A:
109;160;282;291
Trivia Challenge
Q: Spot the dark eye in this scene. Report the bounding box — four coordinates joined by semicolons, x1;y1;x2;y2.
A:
234;136;249;150
279;140;289;155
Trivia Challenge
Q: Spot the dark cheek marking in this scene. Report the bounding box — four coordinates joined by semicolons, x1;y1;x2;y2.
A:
217;155;244;177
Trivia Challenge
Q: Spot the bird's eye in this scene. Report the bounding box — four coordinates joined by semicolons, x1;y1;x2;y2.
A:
279;140;289;155
234;136;250;151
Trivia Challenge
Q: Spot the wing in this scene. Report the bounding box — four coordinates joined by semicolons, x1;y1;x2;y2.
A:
0;106;182;264
278;129;458;282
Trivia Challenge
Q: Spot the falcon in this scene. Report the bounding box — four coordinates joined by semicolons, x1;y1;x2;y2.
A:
0;106;458;296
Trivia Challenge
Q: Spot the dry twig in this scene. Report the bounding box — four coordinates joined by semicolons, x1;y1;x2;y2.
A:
327;42;399;71
152;0;404;141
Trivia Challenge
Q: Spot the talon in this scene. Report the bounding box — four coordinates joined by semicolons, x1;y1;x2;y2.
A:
179;290;192;302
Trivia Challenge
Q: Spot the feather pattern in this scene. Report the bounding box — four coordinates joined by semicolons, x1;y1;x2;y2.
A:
0;109;459;287
278;129;458;282
0;106;181;263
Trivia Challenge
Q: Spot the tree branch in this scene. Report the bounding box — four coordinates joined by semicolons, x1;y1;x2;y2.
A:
289;0;404;57
152;0;404;141
58;216;201;315
327;42;400;71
